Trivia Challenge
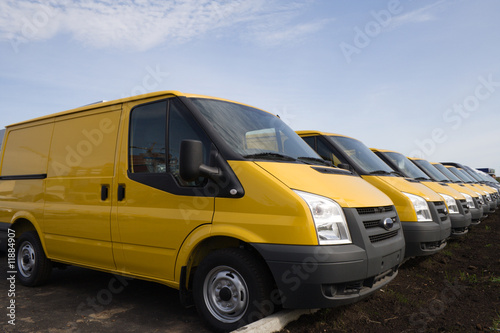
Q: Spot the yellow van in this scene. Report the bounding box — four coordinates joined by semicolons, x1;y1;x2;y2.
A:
443;165;497;214
297;131;451;258
408;158;485;225
0;91;405;331
441;162;499;210
371;149;471;236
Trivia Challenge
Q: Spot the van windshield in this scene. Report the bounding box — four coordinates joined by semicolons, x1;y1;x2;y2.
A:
462;166;483;182
383;152;430;180
328;135;394;174
456;168;477;183
448;167;473;183
432;163;461;183
191;98;323;163
480;172;499;184
412;159;449;182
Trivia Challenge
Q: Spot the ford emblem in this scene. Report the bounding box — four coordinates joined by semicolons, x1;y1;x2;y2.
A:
382;218;394;230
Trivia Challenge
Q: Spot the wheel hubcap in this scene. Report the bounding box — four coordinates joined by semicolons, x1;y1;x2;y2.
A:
219;287;232;302
203;266;249;324
18;241;36;278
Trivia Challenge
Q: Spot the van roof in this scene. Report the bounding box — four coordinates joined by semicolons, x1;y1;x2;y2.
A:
370;148;395;154
7;90;254;128
296;130;358;141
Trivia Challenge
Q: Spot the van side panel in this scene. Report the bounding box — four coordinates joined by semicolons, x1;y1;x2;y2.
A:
0;122;53;233
1;122;53;177
43;106;121;269
212;161;317;245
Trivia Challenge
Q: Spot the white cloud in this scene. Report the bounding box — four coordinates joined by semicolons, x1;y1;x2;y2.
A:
390;0;448;29
249;17;331;47
0;0;326;51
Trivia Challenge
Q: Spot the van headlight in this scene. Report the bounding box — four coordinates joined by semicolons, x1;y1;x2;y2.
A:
475;192;485;205
402;192;433;222
483;191;492;202
438;193;459;214
460;193;475;209
294;190;352;245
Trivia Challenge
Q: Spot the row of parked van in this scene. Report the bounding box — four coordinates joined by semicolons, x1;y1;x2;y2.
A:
0;91;498;332
297;131;499;251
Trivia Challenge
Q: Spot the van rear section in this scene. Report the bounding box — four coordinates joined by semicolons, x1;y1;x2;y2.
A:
297;131;451;258
0;91;405;332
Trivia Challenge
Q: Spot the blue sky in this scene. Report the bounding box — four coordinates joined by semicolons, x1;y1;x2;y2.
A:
1;0;499;174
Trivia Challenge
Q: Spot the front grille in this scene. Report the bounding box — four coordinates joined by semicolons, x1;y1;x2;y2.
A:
357;206;394;215
356;205;400;244
369;230;399;243
459;199;469;214
433;201;449;221
363;219;381;229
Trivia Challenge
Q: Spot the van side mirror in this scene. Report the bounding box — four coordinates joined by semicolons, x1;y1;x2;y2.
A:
179;140;219;181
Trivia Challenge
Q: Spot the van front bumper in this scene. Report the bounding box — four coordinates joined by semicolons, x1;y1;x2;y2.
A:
480;203;489;219
486;200;496;214
469;206;483;225
251;243;402;309
401;201;451;258
449;212;471;237
401;220;450;258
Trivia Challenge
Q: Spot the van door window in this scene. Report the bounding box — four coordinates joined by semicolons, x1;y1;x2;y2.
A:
301;136;315;149
317;138;340;166
168;99;210;186
129;101;167;174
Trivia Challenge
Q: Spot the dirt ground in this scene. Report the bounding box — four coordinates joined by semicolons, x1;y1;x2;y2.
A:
279;210;500;333
0;253;210;333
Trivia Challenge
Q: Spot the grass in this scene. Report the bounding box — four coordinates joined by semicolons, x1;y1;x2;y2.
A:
459;271;478;284
442;249;453;257
486;243;493;248
490;276;500;283
444;271;455;283
485;225;491;231
386;288;410;304
491;312;500;331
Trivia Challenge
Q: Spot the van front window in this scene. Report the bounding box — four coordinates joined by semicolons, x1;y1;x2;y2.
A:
190;98;322;163
383;152;430;180
328;135;394;174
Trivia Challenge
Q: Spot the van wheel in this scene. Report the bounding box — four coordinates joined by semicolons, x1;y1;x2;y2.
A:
193;248;274;332
16;231;52;286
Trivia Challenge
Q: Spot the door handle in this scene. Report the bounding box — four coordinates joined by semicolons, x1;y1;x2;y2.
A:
101;185;109;201
117;184;126;201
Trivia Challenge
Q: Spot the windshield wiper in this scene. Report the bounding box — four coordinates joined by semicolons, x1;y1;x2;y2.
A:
413;176;430;181
368;170;391;175
243;152;297;161
296;156;332;166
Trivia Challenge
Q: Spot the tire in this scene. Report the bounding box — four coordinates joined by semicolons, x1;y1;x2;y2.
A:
15;231;52;287
193;248;275;332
